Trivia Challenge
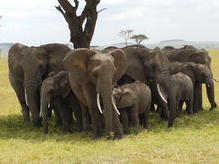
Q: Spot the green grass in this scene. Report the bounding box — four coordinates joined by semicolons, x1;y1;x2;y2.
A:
0;51;219;163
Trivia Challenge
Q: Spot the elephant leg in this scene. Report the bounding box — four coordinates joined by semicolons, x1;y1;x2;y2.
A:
53;105;62;127
47;106;52;118
120;109;129;134
9;76;30;122
206;82;217;111
186;99;193;115
193;83;200;113
198;84;203;111
73;105;83;132
175;100;180;116
112;108;123;139
141;110;148;129
60;108;72;133
88;107;103;138
80;104;92;132
150;102;156;112
130;105;139;128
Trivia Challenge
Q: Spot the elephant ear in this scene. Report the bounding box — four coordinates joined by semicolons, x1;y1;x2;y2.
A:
63;48;96;73
57;72;71;98
109;49;127;84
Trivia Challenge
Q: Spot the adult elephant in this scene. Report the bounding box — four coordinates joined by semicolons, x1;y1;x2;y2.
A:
164;45;217;111
121;46;176;127
8;43;71;126
63;48;126;138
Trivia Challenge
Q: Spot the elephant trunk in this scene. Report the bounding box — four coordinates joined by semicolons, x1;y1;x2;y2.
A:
25;76;42;127
206;79;217;111
157;68;176;127
97;77;123;138
40;92;50;133
98;79;113;134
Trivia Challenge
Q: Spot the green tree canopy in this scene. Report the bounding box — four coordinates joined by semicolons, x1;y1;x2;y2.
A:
131;34;148;44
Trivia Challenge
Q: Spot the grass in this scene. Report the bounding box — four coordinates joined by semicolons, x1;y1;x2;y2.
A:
0;50;219;164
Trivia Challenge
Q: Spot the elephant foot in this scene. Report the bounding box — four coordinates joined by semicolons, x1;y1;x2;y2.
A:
24;116;30;122
83;125;92;133
43;127;48;134
168;119;174;128
55;121;62;127
209;103;217;111
123;128;130;134
21;110;30;122
33;117;42;128
63;127;72;134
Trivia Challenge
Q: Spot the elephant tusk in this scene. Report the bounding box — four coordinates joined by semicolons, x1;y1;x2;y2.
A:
212;77;219;83
157;83;168;104
40;97;43;118
48;104;50;109
25;88;29;106
112;94;120;116
97;93;103;114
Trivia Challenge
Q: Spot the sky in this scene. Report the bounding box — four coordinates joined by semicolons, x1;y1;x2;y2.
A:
0;0;219;46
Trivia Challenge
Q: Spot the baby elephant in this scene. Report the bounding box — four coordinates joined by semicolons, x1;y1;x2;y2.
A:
172;72;194;115
113;81;151;134
40;71;82;133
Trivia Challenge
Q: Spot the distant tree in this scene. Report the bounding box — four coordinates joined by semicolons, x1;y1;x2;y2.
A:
131;34;148;44
119;29;133;46
56;0;101;48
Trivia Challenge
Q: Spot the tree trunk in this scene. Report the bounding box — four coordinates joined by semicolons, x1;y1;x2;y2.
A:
56;0;100;49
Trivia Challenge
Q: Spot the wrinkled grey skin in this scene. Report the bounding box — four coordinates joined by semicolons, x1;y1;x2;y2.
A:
63;48;126;138
40;71;82;134
8;43;71;127
113;81;151;134
121;46;177;127
169;62;212;112
170;72;193;115
163;45;217;111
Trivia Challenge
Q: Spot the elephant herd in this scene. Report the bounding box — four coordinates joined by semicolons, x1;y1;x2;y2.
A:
8;43;217;139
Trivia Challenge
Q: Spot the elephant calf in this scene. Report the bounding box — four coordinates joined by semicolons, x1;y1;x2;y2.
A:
40;71;82;133
113;81;151;134
170;72;194;115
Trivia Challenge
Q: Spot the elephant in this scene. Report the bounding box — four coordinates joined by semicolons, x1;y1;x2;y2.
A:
8;43;71;127
167;72;193;115
163;45;217;111
120;46;177;127
113;81;151;134
169;62;213;112
63;48;126;138
40;71;83;134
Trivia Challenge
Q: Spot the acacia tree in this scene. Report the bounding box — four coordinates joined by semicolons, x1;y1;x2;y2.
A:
131;34;148;44
56;0;100;48
119;30;133;46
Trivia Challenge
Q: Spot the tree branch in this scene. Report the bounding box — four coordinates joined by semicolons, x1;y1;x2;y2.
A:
57;0;76;16
55;5;65;16
74;0;79;10
98;8;107;13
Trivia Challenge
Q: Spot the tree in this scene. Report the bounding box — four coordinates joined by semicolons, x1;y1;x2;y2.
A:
131;34;148;44
56;0;100;48
119;30;133;46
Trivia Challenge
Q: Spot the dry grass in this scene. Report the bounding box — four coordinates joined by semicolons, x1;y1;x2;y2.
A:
0;50;218;164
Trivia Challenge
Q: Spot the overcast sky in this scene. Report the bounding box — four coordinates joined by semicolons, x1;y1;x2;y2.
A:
0;0;219;46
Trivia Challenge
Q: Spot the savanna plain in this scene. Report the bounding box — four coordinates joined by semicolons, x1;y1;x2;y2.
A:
0;50;218;164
